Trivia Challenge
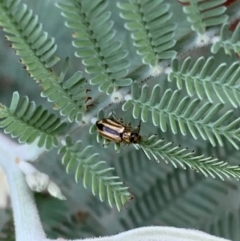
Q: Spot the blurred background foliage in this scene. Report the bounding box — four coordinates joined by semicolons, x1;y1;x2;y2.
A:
1;0;240;240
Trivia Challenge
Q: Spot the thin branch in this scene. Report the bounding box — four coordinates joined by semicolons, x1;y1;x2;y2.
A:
0;134;46;241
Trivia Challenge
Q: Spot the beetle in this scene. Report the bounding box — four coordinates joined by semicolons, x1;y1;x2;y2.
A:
96;118;141;144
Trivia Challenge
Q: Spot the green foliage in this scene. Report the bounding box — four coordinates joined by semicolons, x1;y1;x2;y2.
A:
137;135;240;180
35;193;69;237
49;211;105;238
0;0;89;122
123;82;240;149
211;22;240;55
113;154;172;199
202;207;240;241
0;92;67;150
118;0;176;67
181;0;228;34
35;192;105;239
41;58;87;123
119;167;237;229
1;0;240;239
0;0;59;82
59;136;132;211
57;0;132;94
169;57;240;108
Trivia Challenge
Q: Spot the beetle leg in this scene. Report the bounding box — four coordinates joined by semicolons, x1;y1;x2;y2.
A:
103;139;110;148
119;118;124;124
127;122;132;127
108;111;117;120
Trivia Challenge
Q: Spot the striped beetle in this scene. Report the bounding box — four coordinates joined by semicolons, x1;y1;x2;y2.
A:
96;117;141;144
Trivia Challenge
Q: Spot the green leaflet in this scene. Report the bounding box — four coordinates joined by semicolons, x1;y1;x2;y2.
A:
181;0;228;34
169;57;240;108
59;136;132;211
0;0;89;123
211;23;240;55
118;0;176;67
0;0;59;82
1;0;240;233
119;166;237;229
57;0;132;94
0;92;67;150
137;135;240;180
123;82;240;149
41;58;88;122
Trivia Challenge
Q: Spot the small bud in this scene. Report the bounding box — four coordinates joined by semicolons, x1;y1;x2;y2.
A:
149;64;164;77
111;91;124;103
195;30;216;47
25;172;50;192
47;181;66;200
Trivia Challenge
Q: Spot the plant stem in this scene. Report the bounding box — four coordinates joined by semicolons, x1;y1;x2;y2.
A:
0;134;46;241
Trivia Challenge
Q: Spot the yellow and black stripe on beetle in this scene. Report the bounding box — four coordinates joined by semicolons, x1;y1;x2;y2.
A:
95;115;155;162
96;117;142;145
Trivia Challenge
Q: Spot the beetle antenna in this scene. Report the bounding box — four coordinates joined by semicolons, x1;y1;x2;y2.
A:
137;120;142;134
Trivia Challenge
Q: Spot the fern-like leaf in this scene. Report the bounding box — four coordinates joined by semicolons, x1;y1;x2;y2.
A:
57;0;132;94
181;0;228;34
169;57;240;108
136;135;240;180
112;150;172;196
41;58;88;122
0;0;59;82
118;0;176;67
211;22;240;55
0;92;67;150
0;0;87;120
119;167;237;229
202;207;240;241
48;211;105;238
59;136;132;211
123;83;240;149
